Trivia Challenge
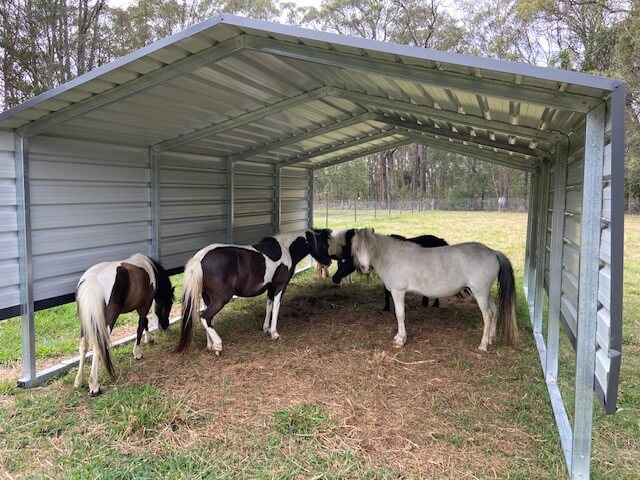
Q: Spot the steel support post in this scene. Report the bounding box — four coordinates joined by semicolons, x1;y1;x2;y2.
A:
150;149;161;260
15;134;35;388
275;164;282;235
526;171;540;308
533;160;551;365
546;141;568;380
226;158;235;243
308;169;314;230
571;103;605;479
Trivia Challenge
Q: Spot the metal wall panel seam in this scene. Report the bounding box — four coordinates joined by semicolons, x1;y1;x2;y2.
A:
308;169;314;229
150;149;160;260
226;158;235;243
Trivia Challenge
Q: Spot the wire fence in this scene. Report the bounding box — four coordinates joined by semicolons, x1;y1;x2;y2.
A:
313;198;529;226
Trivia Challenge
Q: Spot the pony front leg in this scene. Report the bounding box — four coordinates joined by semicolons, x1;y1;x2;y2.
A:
133;314;148;360
269;291;284;340
73;335;87;388
391;289;407;348
262;297;273;333
201;300;226;356
145;300;158;344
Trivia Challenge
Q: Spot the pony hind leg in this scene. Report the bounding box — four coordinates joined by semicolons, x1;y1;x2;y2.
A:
263;292;274;333
73;333;88;388
391;289;407;348
472;289;493;352
488;298;498;345
145;300;157;344
201;297;229;356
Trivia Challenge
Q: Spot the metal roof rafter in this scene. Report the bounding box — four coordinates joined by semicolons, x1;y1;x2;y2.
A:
153;85;332;152
278;128;400;168
376;114;545;158
330;88;562;143
16;36;246;138
405;132;536;171
229;112;374;163
244;35;601;113
312;137;414;170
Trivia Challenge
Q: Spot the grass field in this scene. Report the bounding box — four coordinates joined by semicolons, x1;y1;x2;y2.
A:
0;211;638;478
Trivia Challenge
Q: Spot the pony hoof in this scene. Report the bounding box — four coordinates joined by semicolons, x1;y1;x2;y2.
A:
270;332;280;340
393;338;406;348
89;388;102;397
478;345;488;352
133;346;143;360
215;350;222;357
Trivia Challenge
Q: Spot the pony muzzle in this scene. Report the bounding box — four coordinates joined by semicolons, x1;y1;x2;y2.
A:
359;265;371;275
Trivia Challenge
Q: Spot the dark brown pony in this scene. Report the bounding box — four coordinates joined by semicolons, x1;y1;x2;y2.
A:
176;230;332;355
73;253;174;395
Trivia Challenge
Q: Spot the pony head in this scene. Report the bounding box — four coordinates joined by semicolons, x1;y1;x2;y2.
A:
308;229;332;267
351;228;376;275
150;259;175;329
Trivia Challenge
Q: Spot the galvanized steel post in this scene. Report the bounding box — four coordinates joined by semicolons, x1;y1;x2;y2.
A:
572;102;605;479
308;169;314;229
533;160;551;352
226;158;235;243
275;164;281;235
150;149;161;260
15;134;35;388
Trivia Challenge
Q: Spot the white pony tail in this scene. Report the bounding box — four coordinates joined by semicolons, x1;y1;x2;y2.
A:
176;256;203;352
76;278;114;377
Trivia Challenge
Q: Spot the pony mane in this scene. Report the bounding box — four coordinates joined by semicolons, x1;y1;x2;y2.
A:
149;257;175;303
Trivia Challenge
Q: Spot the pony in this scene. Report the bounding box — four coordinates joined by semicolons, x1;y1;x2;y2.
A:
175;229;332;355
73;253;175;395
351;229;518;351
328;230;448;309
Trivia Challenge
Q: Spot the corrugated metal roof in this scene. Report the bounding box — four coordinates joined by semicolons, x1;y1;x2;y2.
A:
0;14;624;170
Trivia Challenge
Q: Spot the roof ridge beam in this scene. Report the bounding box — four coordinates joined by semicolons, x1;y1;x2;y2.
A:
375;114;544;158
17;36;246;138
278;127;399;168
153;86;331;152
329;87;562;143
405;132;536;171
312;137;413;170
229;112;374;163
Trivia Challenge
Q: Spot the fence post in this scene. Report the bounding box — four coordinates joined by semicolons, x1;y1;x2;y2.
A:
325;193;329;229
354;196;357;223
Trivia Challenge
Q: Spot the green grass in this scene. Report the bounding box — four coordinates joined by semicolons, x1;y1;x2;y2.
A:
0;210;638;478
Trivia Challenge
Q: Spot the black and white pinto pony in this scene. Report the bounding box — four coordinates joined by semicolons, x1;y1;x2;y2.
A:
176;230;332;355
328;229;448;309
351;229;518;351
73;253;175;395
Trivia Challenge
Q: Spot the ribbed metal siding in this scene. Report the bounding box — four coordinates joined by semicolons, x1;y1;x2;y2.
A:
159;150;227;269
28;136;151;300
0;131;19;312
233;160;275;243
280;166;309;233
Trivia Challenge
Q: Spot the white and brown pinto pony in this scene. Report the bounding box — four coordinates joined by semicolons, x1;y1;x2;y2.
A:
176;230;332;355
351;229;518;351
73;253;174;395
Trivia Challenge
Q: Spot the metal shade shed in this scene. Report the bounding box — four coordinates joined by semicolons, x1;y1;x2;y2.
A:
0;14;624;478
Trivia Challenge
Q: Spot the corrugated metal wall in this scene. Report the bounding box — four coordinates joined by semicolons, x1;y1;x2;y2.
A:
541;112;619;411
280;166;310;233
159;151;227;270
234;161;276;244
0;132;19;314
28;136;151;301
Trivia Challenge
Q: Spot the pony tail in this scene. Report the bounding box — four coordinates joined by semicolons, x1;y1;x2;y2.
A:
496;252;518;346
76;279;114;378
175;256;203;353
